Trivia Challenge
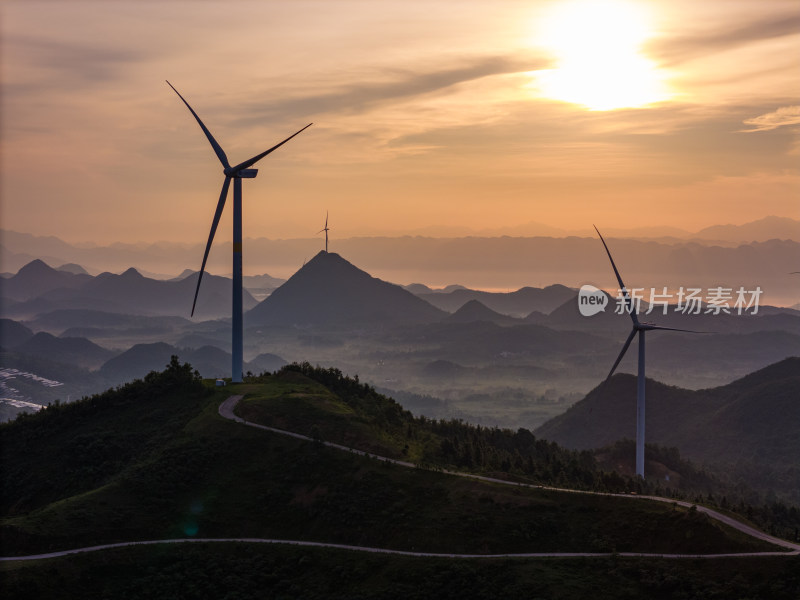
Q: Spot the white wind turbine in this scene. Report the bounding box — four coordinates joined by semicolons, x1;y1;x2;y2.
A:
595;225;700;478
168;81;311;382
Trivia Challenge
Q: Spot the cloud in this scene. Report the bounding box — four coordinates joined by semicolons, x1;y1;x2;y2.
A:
741;106;800;132
649;14;800;66
230;54;549;126
3;33;153;96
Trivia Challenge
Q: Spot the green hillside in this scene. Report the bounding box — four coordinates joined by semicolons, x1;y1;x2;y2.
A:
2;358;798;597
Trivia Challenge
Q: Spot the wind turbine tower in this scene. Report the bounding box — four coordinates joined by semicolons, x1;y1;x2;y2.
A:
318;211;330;253
168;81;311;382
594;225;699;478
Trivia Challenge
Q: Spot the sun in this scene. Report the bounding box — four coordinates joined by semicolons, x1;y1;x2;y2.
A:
532;0;670;110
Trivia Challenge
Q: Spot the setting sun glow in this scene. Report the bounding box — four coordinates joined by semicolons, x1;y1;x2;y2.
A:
534;0;669;110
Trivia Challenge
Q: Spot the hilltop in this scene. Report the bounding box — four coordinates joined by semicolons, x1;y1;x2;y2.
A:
2;359;798;597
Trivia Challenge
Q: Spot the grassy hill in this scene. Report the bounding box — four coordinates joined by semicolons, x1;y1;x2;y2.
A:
1;359;798;597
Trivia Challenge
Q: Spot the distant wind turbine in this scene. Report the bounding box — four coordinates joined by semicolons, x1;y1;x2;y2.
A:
318;211;330;253
595;225;701;479
167;80;312;382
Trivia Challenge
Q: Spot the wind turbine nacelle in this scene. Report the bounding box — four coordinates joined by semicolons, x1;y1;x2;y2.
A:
237;169;258;178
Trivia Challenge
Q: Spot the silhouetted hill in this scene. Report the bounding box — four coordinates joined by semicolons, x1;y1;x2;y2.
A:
27;309;191;336
1;259;90;301
535;358;800;499
97;342;281;382
170;268;196;281
695;216;800;242
246;251;446;328
0;319;34;349
417;284;574;316
65;268;257;319
403;283;467;294
14;332;116;370
56;263;89;275
404;283;436;294
2;264;256;320
523;310;548;324
243;273;286;289
98;343;223;382
446;299;522;325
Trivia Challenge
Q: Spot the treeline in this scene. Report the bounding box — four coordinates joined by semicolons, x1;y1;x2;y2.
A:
256;362;800;542
0;356;210;515
262;363;600;490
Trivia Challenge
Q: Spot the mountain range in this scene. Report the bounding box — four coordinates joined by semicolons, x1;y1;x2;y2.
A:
2;250;799;430
418;284;574;317
1;259;256;320
3;216;798;307
98;342;286;382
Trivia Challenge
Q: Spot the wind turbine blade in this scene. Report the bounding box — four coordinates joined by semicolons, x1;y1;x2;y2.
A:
594;225;639;326
325;210;328;228
231;123;313;173
606;327;637;381
166;80;231;169
648;325;710;334
191;176;232;317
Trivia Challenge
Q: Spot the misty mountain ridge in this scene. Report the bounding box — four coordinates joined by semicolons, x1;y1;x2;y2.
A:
98;341;286;383
416;284;575;316
445;299;523;326
0;260;257;320
3;216;798;308
12;331;115;370
1;259;92;300
396;215;800;242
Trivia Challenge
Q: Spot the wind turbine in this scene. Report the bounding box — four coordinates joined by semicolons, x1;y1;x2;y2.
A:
594;225;699;478
167;81;312;382
318;211;330;253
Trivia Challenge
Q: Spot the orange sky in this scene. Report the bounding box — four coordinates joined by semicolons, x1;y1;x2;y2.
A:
1;0;798;246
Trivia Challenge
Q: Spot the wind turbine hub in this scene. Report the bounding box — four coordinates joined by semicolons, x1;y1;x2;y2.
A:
224;167;259;178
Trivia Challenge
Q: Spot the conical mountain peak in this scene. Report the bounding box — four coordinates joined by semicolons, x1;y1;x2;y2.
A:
120;267;144;279
247;252;445;328
16;259;56;276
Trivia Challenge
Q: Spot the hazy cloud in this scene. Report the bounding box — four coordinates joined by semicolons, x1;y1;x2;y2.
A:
231;54;549;126
649;14;800;66
4;33;152;94
741;106;800;132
